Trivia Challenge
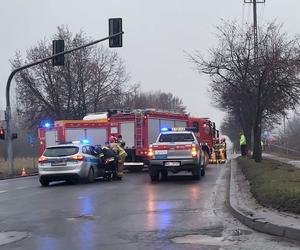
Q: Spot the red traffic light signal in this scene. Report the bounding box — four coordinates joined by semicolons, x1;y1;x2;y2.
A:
0;127;5;140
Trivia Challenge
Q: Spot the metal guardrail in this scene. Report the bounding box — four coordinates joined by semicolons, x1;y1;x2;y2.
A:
266;144;300;156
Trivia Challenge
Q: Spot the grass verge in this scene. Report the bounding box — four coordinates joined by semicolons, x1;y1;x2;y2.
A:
238;157;300;214
0;158;38;178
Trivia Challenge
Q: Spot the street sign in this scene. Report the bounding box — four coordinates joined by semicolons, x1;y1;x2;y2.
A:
27;133;36;145
263;130;269;138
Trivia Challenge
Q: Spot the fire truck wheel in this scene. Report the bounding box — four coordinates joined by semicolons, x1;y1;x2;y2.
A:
86;167;95;183
127;165;143;172
192;167;201;180
66;179;78;185
161;170;168;181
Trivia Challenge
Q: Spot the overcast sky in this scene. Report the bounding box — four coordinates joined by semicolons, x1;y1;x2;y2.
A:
0;0;298;128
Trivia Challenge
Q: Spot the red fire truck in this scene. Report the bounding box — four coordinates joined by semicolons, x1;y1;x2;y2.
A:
38;109;219;170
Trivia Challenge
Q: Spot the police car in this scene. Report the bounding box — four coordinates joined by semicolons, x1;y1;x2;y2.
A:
38;141;101;186
148;128;206;182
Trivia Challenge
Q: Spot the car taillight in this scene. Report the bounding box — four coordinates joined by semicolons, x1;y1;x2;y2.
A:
38;156;48;163
72;155;85;161
191;144;198;158
147;147;154;159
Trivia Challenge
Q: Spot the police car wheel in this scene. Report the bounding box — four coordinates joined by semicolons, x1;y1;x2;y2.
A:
40;179;50;187
86;167;95;183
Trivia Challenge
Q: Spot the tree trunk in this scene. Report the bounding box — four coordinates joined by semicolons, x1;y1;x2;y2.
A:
244;126;252;155
253;115;262;162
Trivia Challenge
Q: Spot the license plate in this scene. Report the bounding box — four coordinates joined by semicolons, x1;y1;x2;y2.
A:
155;150;168;155
165;162;180;167
51;162;66;166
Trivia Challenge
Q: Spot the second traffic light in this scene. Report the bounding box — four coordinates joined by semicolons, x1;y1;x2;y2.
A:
52;40;65;66
0;127;5;140
109;18;123;48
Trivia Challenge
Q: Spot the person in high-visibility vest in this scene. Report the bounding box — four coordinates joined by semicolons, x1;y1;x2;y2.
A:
109;136;127;179
95;144;118;178
240;133;247;156
117;134;126;149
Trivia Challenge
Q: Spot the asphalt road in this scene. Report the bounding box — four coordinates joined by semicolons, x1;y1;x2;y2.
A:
0;162;299;249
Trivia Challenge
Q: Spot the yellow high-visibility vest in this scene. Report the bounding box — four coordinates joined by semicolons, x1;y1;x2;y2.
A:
240;134;246;145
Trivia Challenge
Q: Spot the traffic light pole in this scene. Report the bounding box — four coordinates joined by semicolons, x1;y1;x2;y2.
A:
5;31;124;177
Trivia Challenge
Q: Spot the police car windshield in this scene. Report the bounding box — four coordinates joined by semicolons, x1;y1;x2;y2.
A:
44;146;79;157
158;133;194;142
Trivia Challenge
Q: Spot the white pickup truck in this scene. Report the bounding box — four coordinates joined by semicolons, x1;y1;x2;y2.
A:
148;128;206;182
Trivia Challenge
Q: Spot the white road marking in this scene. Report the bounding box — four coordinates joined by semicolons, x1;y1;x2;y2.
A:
0;190;8;194
15;187;26;190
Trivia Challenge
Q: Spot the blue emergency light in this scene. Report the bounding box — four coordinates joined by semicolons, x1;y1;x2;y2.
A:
160;127;198;132
44;122;51;128
41;120;52;128
82;139;90;144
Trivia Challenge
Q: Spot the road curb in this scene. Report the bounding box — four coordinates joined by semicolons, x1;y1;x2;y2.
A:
228;159;300;242
0;173;38;181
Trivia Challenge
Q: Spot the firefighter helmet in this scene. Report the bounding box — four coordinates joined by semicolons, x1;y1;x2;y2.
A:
109;136;117;143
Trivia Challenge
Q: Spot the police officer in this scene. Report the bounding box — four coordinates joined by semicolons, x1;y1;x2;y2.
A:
109;136;127;180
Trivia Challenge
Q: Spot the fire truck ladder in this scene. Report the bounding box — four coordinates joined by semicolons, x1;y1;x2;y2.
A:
135;112;144;148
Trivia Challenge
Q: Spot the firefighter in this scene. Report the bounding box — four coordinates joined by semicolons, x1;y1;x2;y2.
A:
96;144;118;180
240;133;247;156
213;139;222;163
97;144;116;164
220;137;227;160
109;136;127;180
117;134;126;149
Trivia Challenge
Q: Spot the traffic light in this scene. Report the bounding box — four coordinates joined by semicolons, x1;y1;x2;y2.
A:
0;127;5;140
52;40;65;66
109;18;122;47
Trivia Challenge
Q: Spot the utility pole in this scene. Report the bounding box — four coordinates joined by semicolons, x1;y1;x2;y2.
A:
244;0;266;162
244;0;266;60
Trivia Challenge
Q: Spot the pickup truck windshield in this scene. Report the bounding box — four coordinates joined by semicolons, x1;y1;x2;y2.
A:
158;133;194;142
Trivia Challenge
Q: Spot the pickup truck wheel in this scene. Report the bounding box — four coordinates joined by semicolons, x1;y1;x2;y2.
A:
192;167;201;180
201;168;206;177
150;171;159;182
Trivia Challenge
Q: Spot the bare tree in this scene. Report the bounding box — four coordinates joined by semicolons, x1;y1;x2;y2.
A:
12;26;129;127
121;88;186;113
190;21;300;162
